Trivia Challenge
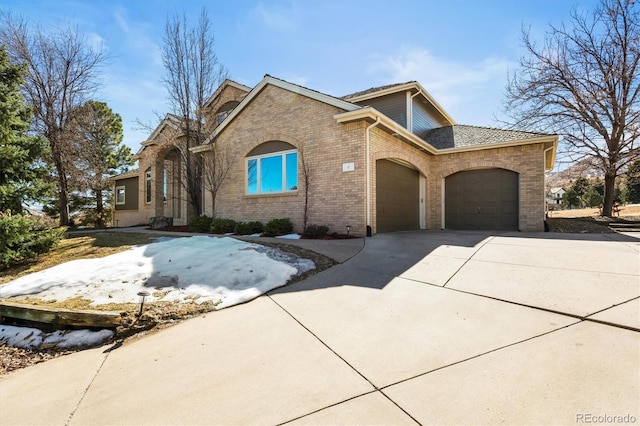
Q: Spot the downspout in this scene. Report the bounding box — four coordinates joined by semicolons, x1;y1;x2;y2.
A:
365;117;381;237
407;90;421;133
543;145;555;228
543;145;554;172
112;181;117;228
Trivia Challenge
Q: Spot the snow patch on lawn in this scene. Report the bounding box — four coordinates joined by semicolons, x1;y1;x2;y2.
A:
0;236;315;309
0;324;113;350
276;234;301;240
0;236;316;351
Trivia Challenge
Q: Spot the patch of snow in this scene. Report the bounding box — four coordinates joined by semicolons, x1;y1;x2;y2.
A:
0;236;316;350
0;236;314;310
276;234;301;240
0;324;113;350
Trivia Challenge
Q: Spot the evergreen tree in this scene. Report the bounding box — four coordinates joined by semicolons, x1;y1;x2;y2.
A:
562;188;580;208
66;100;133;227
0;46;52;213
626;160;640;204
0;47;62;269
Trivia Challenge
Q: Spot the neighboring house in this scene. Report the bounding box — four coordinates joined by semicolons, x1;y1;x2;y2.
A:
112;75;558;234
546;187;566;209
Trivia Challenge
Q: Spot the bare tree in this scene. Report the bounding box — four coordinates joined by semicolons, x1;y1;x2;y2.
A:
161;9;228;220
0;13;108;226
299;144;312;231
201;142;233;218
504;0;640;216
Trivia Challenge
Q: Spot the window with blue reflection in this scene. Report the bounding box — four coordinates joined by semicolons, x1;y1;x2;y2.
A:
260;155;283;192
286;152;297;190
246;150;298;195
247;159;258;194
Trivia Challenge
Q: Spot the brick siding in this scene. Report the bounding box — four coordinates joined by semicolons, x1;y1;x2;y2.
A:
117;81;548;234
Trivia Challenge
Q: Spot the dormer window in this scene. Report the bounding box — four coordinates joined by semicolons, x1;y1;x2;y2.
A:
214;101;240;126
217;111;230;125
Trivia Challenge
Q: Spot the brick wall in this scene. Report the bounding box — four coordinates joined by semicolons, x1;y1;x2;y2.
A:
118;80;548;234
363;127;546;232
431;143;547;231
204;84;368;235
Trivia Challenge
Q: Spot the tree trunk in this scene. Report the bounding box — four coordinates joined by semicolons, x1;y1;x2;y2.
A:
52;152;70;226
601;172;616;217
95;189;104;228
209;187;218;220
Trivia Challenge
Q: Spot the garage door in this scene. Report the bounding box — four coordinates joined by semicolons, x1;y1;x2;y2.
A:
445;169;518;230
376;159;420;232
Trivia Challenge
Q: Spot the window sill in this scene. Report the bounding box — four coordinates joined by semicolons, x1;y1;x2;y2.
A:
244;191;298;200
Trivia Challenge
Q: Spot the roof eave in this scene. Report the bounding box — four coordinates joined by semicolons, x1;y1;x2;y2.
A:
190;144;213;154
109;170;140;181
343;82;418;103
436;135;559;168
336;108;559;164
334;107;437;155
344;81;456;126
204;79;252;108
204;75;361;145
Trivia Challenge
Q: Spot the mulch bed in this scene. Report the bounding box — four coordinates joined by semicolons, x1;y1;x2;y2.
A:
161;226;357;240
546;216;640;233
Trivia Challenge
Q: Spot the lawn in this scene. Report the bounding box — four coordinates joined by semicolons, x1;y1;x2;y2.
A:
0;231;168;286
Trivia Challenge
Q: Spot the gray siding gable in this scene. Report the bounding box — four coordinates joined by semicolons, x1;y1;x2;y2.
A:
413;97;441;137
353;92;407;128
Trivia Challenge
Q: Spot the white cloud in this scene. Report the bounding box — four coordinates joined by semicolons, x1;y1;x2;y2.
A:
251;2;299;32
367;46;514;126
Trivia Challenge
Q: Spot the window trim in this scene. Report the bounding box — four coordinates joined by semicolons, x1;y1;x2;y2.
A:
246;149;298;195
115;185;126;205
145;169;152;204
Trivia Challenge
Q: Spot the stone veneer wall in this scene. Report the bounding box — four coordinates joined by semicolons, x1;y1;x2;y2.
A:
112;209;148;228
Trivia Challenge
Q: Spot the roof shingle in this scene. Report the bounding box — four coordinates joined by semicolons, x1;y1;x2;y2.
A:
340;81;415;100
422;125;551;149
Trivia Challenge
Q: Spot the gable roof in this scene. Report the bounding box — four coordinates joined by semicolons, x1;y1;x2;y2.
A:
335;109;558;169
196;74;361;148
423;125;551;149
341;80;455;126
134;114;182;157
340;82;415;100
204;79;252;108
109;169;140;181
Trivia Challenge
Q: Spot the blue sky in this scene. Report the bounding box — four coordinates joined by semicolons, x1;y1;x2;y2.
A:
1;0;601;153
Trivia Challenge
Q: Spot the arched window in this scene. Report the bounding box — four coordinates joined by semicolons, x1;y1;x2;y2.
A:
246;142;298;195
145;168;152;204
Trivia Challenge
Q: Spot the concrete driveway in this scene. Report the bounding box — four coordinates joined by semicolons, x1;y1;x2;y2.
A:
1;231;638;425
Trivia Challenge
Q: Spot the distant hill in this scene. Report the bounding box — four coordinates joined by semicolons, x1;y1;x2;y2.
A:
546;160;603;189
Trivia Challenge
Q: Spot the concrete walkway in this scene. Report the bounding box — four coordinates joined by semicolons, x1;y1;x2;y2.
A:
1;231;638;425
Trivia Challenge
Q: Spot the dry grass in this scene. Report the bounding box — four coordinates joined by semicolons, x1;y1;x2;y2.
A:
546;204;640;233
548;204;640;219
0;232;168;285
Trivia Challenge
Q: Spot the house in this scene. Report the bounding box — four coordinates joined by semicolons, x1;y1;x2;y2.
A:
112;75;558;235
546;187;566;210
